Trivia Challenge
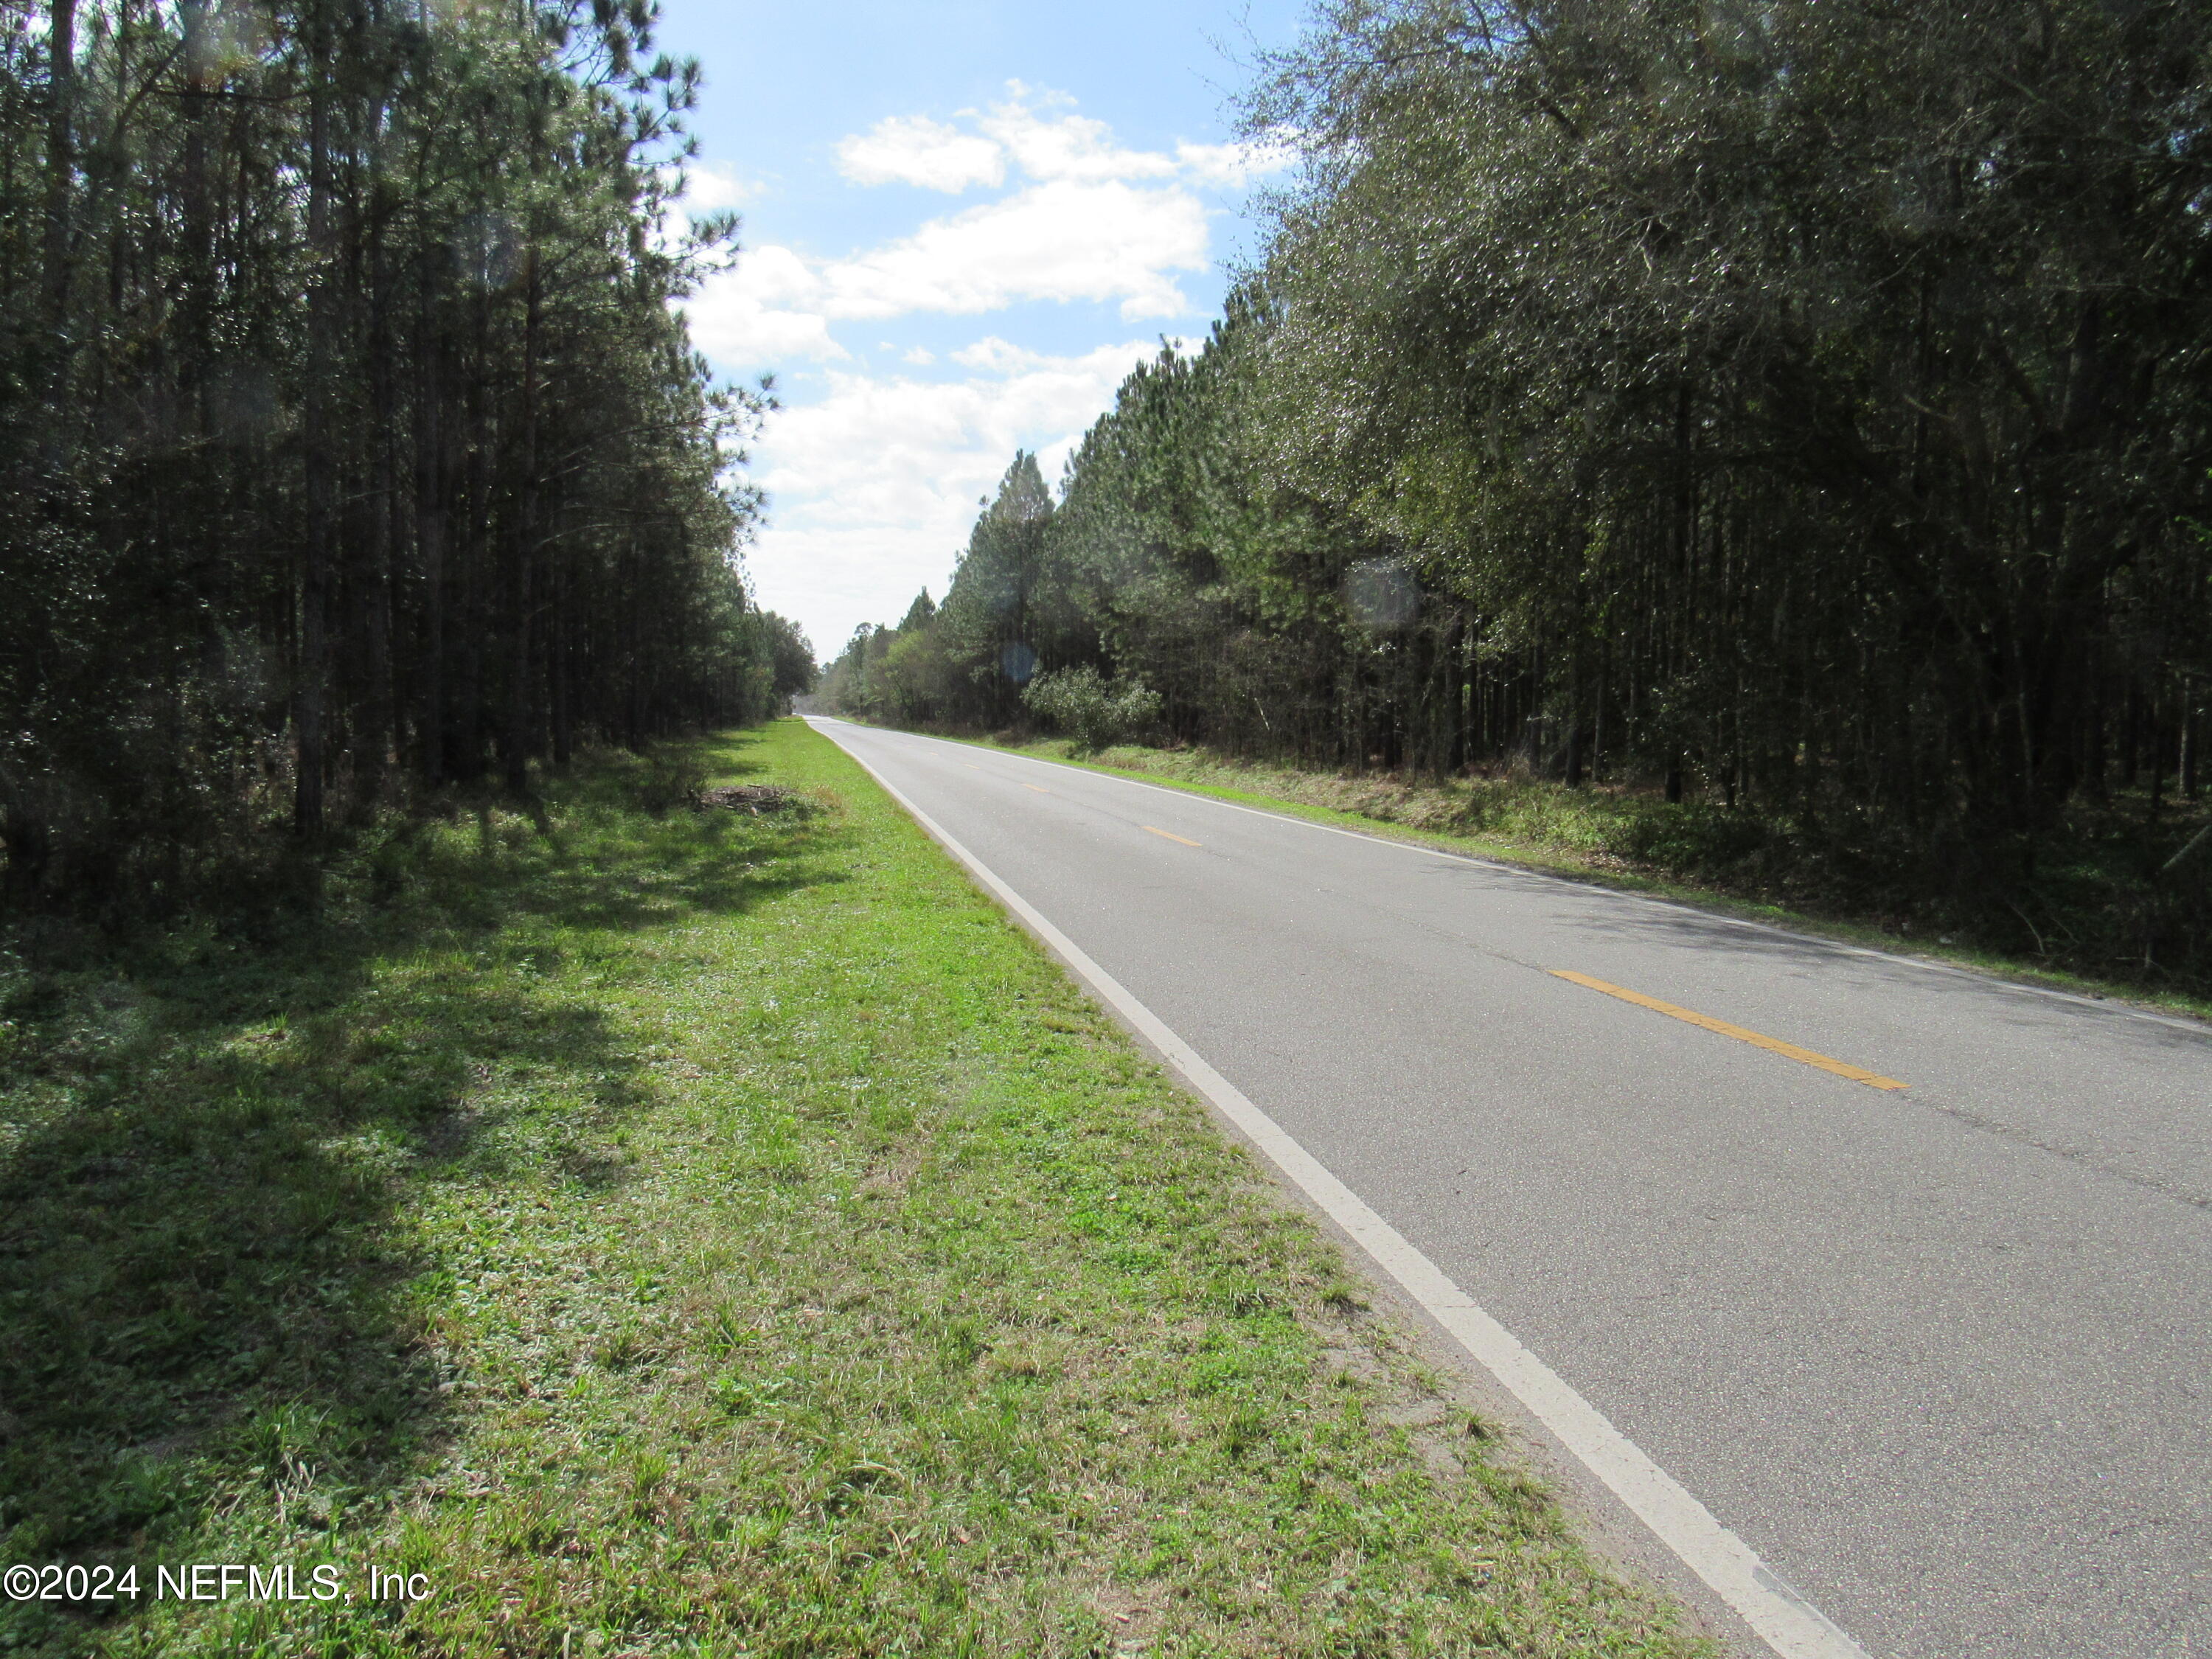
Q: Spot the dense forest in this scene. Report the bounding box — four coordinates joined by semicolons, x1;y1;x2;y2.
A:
823;0;2212;983
0;0;811;914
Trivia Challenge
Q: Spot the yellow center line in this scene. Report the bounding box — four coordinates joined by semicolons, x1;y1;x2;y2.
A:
1550;970;1907;1091
1023;783;1050;793
1143;826;1201;847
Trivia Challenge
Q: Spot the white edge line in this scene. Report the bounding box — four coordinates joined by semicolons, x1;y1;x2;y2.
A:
818;719;2209;1042
815;720;1873;1659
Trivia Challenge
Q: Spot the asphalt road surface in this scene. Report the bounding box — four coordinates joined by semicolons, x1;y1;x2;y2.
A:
810;717;2212;1659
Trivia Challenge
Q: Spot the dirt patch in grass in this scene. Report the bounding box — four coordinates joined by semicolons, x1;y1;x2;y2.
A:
696;783;801;814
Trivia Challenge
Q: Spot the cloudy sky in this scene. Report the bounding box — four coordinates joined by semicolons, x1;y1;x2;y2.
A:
647;0;1310;661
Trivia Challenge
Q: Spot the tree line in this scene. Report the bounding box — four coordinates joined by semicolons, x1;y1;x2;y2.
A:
1;0;812;913
824;0;2212;978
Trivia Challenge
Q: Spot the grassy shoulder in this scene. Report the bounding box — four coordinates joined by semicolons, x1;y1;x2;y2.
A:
1;719;1705;1658
950;731;2212;1024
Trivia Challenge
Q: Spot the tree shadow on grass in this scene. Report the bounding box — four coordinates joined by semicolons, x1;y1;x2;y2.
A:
0;728;850;1650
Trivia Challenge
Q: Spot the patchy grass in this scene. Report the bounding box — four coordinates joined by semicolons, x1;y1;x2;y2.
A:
961;732;2212;1023
0;720;1705;1658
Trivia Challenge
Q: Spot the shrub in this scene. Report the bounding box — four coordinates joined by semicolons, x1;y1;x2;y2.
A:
1021;667;1162;754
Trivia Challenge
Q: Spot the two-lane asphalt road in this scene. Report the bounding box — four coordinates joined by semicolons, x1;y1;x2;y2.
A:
810;717;2212;1659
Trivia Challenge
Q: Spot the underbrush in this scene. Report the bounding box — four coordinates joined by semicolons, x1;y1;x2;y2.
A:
0;722;1702;1657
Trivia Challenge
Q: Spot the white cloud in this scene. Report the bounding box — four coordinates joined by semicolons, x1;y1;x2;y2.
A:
951;335;1195;375
684;175;1211;351
1175;133;1299;188
760;341;1151;522
836;114;1006;192
822;178;1209;321
687;86;1282;349
844;86;1298;192
676;85;1292;651
683;245;842;368
740;341;1157;653
948;336;1033;372
681;161;759;212
731;244;821;307
976;86;1180;184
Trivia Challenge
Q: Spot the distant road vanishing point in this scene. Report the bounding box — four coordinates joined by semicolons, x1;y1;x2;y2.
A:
813;716;2212;1659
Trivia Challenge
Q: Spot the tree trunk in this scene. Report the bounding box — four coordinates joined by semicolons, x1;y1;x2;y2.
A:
361;123;395;800
504;248;540;794
414;262;448;785
453;276;492;782
43;0;76;378
296;7;335;835
550;548;572;765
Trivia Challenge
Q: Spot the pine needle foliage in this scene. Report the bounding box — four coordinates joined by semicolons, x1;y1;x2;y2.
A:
0;0;812;914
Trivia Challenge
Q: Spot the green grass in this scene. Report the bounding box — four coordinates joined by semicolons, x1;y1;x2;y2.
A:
956;732;2212;1023
0;720;1705;1658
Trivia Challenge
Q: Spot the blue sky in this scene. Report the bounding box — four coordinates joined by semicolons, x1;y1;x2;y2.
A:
646;0;1312;660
